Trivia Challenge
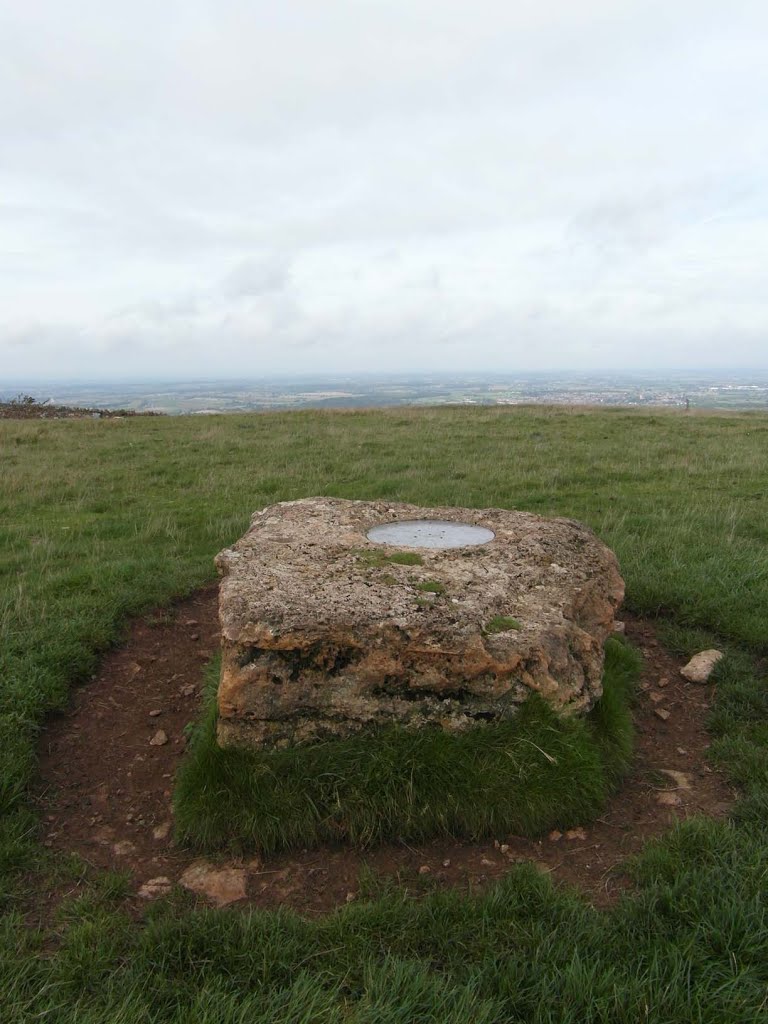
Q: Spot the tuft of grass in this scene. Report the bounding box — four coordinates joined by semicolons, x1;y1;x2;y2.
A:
173;640;638;854
386;551;423;566
415;580;444;594
354;548;424;568
484;615;522;633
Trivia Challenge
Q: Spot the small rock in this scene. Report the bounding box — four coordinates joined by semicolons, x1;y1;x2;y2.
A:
680;650;723;684
345;891;356;902
185;619;199;627
180;684;197;697
138;876;172;900
500;844;510;854
418;864;431;875
657;676;670;688
92;825;115;845
565;828;587;841
179;861;247;907
480;857;494;867
92;783;110;805
149;730;168;746
658;769;692;790
649;691;665;704
113;840;137;857
654;708;671;721
656;792;682;807
676;747;687;755
149;709;163;718
442;858;451;868
190;633;200;641
548;830;563;842
152;821;172;841
612;620;626;634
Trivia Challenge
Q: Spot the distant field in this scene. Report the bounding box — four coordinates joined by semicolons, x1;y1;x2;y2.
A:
1;406;767;1022
3;369;768;413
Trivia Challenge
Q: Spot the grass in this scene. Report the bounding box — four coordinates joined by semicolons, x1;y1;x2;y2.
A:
2;817;767;1022
2;404;768;1021
354;548;424;567
174;639;639;854
485;615;523;633
415;579;444;593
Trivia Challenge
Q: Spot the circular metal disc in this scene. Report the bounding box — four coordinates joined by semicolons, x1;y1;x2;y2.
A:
366;519;495;549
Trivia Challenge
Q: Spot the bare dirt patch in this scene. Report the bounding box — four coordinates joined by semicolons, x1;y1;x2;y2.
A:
33;587;735;916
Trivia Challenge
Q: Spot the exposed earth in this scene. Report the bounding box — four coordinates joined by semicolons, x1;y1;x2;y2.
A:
33;585;734;916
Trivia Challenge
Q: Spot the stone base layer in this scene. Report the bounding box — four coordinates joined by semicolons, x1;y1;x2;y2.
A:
215;498;625;750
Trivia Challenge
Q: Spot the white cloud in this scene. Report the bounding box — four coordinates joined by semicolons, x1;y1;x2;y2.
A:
1;0;766;377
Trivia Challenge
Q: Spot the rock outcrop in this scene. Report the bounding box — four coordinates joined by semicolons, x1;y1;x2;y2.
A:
215;498;625;750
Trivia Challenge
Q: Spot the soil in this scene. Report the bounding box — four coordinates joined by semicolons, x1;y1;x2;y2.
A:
33;587;735;917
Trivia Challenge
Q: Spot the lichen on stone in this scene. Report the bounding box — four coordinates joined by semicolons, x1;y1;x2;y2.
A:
215;497;625;750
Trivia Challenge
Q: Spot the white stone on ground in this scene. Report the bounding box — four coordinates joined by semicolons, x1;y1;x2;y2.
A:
152;821;172;840
138;877;172;899
680;650;723;683
179;861;247;907
658;769;692;790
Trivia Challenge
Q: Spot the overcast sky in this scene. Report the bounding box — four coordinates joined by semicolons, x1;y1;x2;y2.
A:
1;1;766;379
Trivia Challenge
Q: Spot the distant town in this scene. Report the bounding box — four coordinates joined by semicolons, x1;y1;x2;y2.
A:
2;371;767;415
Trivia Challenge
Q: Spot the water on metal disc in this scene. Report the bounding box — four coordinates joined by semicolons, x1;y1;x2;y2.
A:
366;519;495;550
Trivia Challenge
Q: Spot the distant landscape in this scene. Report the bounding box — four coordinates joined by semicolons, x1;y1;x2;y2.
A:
2;370;767;414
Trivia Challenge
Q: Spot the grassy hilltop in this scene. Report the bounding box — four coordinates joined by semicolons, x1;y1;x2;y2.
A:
1;406;767;1022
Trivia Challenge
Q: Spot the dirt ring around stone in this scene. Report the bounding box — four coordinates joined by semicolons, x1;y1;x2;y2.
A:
33;584;735;916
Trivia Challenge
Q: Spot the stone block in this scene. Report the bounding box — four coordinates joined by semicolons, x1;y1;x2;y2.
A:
215;498;625;749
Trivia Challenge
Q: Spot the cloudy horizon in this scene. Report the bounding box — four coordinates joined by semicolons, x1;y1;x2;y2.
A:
2;1;766;380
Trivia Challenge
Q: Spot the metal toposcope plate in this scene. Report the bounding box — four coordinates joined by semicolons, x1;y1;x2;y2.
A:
366;519;495;549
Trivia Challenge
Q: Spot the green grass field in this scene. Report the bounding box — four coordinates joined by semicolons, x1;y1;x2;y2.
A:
1;406;767;1022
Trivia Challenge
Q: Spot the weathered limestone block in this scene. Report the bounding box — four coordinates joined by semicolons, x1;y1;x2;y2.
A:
215;498;625;750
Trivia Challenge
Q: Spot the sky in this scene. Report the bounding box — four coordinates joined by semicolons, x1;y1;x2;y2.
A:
1;1;766;379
